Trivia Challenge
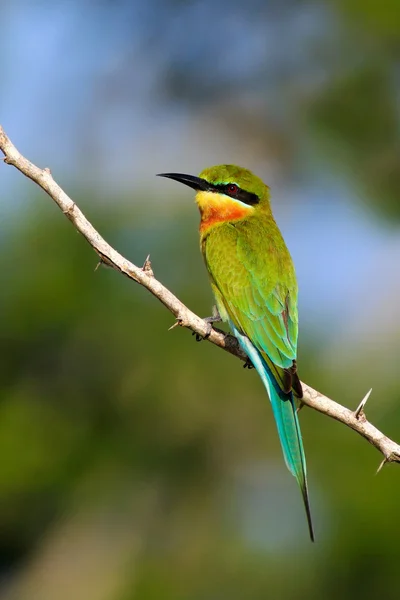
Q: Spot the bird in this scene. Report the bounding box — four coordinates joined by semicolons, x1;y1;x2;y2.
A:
158;165;314;541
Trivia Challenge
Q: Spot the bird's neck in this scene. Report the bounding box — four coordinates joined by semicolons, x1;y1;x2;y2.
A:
196;191;254;235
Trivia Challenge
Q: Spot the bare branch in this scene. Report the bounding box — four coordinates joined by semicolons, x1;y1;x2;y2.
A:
1;124;399;467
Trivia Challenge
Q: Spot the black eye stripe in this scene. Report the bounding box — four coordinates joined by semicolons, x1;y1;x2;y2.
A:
212;183;259;206
235;188;259;206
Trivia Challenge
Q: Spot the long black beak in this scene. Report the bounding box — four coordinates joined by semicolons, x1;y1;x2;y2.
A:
157;172;210;192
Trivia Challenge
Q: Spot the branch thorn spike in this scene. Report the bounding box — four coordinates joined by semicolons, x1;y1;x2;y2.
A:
142;254;154;277
168;319;181;331
376;457;388;475
94;256;110;271
354;388;372;419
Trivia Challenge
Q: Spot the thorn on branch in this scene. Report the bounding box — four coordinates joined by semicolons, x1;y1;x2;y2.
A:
43;167;52;176
142;254;154;277
354;388;372;420
168;318;183;331
376;457;388;475
95;254;113;271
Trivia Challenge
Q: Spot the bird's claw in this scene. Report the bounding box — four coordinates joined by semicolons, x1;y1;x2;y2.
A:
192;330;206;342
192;319;213;342
243;357;254;369
192;309;222;342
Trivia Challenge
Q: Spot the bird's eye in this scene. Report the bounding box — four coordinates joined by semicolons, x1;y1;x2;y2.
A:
226;184;238;195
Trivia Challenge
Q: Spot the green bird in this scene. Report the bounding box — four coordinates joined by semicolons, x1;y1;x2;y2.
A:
158;165;314;541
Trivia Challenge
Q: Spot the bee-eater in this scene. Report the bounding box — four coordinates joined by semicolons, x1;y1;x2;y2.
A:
158;165;314;541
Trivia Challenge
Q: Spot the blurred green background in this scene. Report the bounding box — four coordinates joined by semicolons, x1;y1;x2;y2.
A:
1;1;400;598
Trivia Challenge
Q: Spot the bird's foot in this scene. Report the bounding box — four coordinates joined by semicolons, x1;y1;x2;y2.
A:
243;356;254;369
192;307;222;342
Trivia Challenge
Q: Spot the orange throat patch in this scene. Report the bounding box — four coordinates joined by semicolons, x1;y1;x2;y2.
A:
196;191;254;233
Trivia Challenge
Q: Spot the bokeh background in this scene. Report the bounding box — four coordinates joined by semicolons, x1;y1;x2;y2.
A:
1;1;400;598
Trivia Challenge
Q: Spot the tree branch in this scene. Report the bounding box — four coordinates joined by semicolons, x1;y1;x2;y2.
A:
1;124;399;468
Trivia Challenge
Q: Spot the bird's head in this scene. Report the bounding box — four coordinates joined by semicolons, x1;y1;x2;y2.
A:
158;164;271;232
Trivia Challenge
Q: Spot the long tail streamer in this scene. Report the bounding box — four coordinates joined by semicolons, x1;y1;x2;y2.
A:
232;325;315;542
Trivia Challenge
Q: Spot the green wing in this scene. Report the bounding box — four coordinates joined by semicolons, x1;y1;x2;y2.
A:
204;219;299;371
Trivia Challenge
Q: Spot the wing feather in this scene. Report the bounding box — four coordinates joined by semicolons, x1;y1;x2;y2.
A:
204;220;298;372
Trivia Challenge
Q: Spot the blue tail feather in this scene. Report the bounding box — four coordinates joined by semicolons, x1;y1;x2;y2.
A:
232;325;314;541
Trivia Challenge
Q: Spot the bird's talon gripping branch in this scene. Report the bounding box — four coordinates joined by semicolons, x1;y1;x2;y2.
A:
203;320;213;339
202;317;216;339
192;311;222;342
204;316;221;326
243;356;254;369
203;308;222;332
192;331;205;342
192;322;212;341
208;305;222;323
